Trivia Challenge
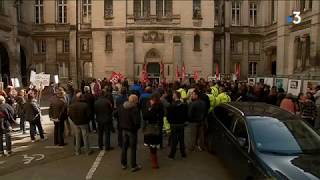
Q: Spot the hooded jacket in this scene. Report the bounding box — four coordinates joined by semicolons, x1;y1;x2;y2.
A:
118;101;141;131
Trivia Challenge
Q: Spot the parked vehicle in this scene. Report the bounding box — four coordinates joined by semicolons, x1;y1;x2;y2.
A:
210;102;320;180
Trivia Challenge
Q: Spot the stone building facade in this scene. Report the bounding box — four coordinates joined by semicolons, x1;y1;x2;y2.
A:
0;0;33;87
1;0;320;87
214;0;320;80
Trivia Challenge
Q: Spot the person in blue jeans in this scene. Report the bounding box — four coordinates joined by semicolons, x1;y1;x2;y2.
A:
0;95;14;156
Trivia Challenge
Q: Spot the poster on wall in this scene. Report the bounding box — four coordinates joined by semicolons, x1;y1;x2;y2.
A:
275;78;289;92
256;77;264;84
248;78;256;86
264;77;274;87
302;80;320;94
287;79;302;96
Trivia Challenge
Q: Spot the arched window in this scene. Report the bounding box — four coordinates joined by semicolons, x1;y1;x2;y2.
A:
194;34;201;51
106;33;112;51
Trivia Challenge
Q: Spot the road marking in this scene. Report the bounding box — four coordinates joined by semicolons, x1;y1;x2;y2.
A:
22;154;45;165
45;146;64;149
0;161;5;165
85;150;105;180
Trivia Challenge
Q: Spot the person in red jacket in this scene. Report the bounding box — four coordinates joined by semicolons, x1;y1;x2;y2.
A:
280;93;297;114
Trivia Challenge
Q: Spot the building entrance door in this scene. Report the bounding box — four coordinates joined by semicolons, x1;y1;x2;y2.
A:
147;62;160;85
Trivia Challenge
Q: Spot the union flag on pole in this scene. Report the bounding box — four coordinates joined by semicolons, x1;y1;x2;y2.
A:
140;64;149;83
181;64;186;81
175;64;180;81
160;62;164;76
194;70;199;81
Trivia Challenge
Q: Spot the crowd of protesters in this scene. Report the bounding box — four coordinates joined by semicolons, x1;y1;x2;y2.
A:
0;77;320;173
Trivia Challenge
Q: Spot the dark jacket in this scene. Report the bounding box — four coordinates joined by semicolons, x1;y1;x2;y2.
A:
68;101;91;125
143;102;164;127
23;99;40;122
0;103;15;132
16;95;26;117
188;99;207;123
49;96;68;121
118;101;141;131
167;100;188;127
94;97;113;125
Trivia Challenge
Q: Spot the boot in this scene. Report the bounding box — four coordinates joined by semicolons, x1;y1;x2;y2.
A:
150;152;159;169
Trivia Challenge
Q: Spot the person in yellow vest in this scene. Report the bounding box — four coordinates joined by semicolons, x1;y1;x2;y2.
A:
216;86;231;105
206;88;217;112
177;85;188;102
210;83;219;97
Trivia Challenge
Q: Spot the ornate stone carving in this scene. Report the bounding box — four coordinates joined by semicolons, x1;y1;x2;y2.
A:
143;31;164;43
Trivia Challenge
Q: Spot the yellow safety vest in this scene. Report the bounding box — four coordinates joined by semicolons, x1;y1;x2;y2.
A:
206;94;217;112
210;86;219;97
216;92;231;105
177;88;187;101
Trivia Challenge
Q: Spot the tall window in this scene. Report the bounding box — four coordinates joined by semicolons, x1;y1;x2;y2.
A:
193;0;201;19
271;0;277;23
249;3;257;26
134;0;150;17
34;40;46;54
231;40;242;54
248;62;257;75
34;0;44;24
57;39;69;53
156;0;172;17
104;0;113;17
82;0;92;23
214;1;219;25
249;41;260;55
194;34;201;51
0;0;4;13
106;33;112;51
215;40;221;54
16;0;23;22
232;1;241;26
58;62;69;78
57;0;67;24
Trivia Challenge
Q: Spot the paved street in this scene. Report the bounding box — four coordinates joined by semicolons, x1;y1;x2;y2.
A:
0;113;234;180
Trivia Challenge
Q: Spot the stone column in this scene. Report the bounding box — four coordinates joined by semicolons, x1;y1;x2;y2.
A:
225;32;231;74
126;34;135;81
242;0;249;26
242;39;249;79
311;0;320;66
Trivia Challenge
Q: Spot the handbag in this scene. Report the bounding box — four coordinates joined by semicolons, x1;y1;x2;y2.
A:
143;124;161;136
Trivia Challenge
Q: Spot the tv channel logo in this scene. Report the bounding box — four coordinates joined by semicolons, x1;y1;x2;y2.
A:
288;11;301;24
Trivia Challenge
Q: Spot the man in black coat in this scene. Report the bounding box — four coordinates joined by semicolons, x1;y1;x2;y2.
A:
68;93;91;155
94;90;114;151
118;94;141;172
167;91;188;159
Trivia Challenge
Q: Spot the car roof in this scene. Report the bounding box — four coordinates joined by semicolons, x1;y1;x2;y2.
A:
221;102;298;121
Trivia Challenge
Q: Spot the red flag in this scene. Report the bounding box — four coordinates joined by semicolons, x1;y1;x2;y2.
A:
175;65;180;81
182;64;186;81
160;62;164;75
215;63;219;80
140;64;149;83
194;70;199;81
235;63;240;80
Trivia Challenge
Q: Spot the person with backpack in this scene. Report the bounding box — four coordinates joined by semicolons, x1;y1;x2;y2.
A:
0;95;15;156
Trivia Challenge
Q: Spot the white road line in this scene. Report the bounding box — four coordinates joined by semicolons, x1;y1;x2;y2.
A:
85;150;105;180
0;161;5;165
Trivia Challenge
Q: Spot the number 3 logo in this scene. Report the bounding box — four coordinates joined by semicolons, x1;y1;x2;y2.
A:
293;11;301;24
